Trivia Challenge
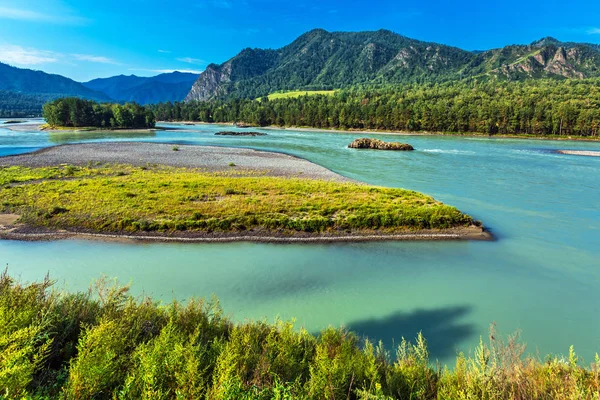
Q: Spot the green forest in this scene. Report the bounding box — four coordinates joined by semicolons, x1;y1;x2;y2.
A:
42;98;156;129
151;79;600;137
0;91;51;118
1;273;599;399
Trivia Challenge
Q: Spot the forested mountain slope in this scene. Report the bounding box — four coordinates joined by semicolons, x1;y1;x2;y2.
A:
185;29;600;101
83;72;198;105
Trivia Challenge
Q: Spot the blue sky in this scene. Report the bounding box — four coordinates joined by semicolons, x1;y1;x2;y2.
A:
1;0;599;82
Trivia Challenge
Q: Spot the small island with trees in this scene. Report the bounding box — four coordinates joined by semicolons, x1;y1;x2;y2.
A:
42;98;156;130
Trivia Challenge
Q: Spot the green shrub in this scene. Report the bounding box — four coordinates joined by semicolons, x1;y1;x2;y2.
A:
0;274;599;399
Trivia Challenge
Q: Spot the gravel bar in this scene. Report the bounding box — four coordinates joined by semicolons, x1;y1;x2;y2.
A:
556;150;600;157
0;142;350;181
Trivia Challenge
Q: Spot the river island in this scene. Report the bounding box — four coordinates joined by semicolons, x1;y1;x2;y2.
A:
0;142;489;243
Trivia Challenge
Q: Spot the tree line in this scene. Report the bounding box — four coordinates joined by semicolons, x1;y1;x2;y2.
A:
42;98;155;129
0;91;49;118
149;79;600;136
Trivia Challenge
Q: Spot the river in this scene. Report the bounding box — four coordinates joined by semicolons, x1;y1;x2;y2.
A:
1;119;599;365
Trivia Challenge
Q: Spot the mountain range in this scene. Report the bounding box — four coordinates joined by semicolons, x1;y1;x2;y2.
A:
0;62;110;102
82;72;198;105
0;63;198;116
2;29;600;117
185;29;600;101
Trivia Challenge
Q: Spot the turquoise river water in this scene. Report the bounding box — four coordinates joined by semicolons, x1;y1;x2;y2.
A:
1;119;599;365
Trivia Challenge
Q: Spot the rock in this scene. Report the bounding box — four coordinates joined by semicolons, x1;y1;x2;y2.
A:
215;131;267;137
234;122;256;128
348;138;414;151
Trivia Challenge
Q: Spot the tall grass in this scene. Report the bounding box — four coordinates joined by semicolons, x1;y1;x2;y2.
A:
0;164;474;235
0;273;598;399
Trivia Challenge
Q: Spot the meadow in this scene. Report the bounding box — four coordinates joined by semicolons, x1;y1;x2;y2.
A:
0;164;474;236
265;90;336;101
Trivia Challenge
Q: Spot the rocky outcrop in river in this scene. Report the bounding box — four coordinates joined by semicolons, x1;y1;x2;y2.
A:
348;138;414;151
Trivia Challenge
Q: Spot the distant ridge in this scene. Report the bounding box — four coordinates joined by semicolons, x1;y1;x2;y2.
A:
0;62;112;117
0;62;110;101
184;29;600;101
83;72;199;105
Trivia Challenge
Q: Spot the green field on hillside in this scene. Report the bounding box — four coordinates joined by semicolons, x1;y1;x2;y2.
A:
265;90;336;101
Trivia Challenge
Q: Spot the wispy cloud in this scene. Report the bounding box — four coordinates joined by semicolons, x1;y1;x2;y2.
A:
0;6;87;25
158;49;171;53
0;44;121;67
176;57;205;65
130;68;203;75
0;6;51;21
0;44;59;65
72;54;119;64
588;27;600;35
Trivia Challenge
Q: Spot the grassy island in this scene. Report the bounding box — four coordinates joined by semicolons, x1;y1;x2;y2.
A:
0;163;480;241
1;273;599;399
42;98;155;130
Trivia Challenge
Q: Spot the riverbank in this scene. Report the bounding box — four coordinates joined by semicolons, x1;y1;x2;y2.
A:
0;142;348;180
6;123;161;133
160;121;600;142
0;143;488;242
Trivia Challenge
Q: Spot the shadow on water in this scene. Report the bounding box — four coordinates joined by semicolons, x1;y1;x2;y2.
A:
346;305;475;360
235;275;329;302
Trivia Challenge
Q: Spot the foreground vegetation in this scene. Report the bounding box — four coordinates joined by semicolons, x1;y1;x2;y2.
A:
1;272;599;399
152;79;600;137
42;98;155;129
0;164;473;235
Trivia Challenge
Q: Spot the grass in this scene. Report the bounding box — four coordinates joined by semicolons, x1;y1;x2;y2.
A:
0;164;474;235
264;90;336;101
1;272;599;399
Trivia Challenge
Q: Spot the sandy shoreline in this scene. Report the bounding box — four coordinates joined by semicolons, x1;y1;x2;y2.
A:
0;223;491;244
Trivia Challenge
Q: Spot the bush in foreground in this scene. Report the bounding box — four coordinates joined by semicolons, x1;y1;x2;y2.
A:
0;272;599;399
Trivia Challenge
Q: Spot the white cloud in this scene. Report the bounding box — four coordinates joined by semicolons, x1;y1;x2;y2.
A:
72;54;119;64
588;28;600;35
176;57;205;65
0;44;59;65
0;6;51;21
158;49;171;53
0;6;87;25
0;45;121;68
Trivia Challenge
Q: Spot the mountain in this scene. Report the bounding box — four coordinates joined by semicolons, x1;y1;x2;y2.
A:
459;37;600;80
0;62;110;102
185;29;600;101
83;72;199;105
0;62;111;117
